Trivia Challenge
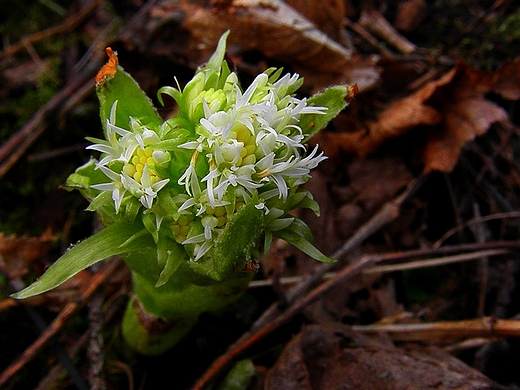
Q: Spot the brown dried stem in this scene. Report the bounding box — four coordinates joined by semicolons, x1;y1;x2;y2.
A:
0;258;122;388
0;1;101;60
351;317;520;341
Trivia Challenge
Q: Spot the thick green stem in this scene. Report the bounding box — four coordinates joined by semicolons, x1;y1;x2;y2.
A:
121;252;254;355
121;296;198;355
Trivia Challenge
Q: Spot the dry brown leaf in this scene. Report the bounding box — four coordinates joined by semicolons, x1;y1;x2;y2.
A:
318;62;509;173
422;63;509;173
494;57;520;100
283;0;345;41
264;324;505;390
0;229;57;279
424;99;508;172
175;0;379;91
316;68;448;157
394;0;427;32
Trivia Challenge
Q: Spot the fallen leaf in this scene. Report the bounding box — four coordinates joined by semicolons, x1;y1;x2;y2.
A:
181;0;353;86
130;0;380;92
264;324;506;390
284;0;346;42
394;0;427;32
0;229;57;279
494;57;520;100
317;67;446;157
422;63;509;173
317;61;510;173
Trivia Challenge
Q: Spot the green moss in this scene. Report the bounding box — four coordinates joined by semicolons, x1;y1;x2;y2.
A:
0;0;75;41
410;0;520;69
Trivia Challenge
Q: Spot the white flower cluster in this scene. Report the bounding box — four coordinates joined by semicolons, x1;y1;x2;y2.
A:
88;69;327;261
86;101;171;213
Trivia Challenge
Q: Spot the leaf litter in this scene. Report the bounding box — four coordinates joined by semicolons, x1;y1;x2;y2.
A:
1;0;520;389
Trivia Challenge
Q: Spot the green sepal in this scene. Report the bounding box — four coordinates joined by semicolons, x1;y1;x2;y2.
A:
12;220;154;299
157;85;182;107
142;213;159;243
274;219;335;264
155;235;185;287
289;190;321;216
217;58;232;90
86;191;112;211
301;85;350;142
65;159;107;200
97;65;162;134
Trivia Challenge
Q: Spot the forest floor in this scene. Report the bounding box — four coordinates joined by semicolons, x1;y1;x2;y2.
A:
1;0;520;389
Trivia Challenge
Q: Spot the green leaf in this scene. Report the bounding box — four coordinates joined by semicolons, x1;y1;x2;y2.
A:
97;65;162;133
12;220;152;299
205;30;230;74
188;196;265;282
274;221;336;264
66;158;107;200
300;85;350;142
217;359;256;390
212;197;265;278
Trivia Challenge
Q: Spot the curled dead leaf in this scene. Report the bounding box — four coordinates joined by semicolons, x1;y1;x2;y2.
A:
422;63;509;173
176;0;379;91
264;324;505;390
317;61;510;174
423;98;508;173
494;57;520;100
0;229;57;279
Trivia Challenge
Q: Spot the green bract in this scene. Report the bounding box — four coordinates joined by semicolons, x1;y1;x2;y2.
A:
12;31;350;354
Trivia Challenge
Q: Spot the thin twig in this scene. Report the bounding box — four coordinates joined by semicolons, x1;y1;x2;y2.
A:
35;331;90;390
249;247;512;286
433;211;520;248
344;17;393;57
351;317;520;341
471;202;489;318
363;248;509;274
357;9;417;54
0;258;122;388
194;238;520;388
0;0;101;60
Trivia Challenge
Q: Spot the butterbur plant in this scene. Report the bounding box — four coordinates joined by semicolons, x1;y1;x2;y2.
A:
13;31;351;355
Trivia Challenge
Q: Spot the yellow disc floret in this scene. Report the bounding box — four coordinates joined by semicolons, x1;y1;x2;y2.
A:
170;213;195;244
124;147;161;185
231;124;257;167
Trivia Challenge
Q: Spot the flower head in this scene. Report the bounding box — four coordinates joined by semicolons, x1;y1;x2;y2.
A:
80;31;347;279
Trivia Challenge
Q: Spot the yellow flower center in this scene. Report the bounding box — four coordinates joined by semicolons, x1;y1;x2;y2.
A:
123;147;160;184
229;124;257;167
170;214;195;244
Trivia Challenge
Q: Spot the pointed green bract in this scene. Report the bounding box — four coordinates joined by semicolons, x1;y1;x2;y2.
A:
12;220;153;299
206;30;230;73
301;85;350;142
274;220;335;264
